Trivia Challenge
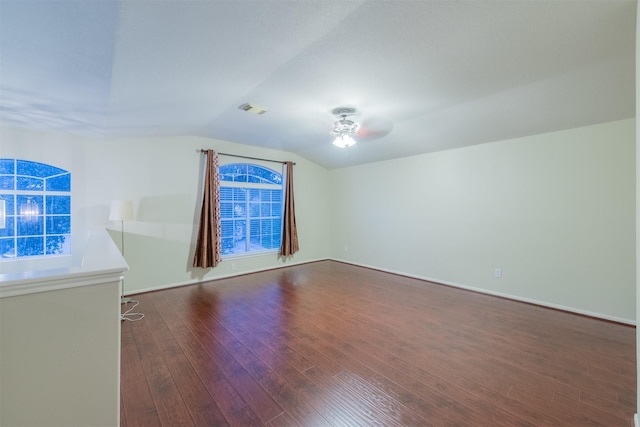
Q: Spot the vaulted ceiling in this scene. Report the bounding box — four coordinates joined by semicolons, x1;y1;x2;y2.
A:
0;0;636;169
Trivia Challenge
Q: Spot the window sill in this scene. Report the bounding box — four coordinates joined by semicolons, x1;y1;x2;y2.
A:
222;249;279;261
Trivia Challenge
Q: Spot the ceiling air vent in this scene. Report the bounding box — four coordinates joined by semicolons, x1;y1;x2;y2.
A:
238;103;267;115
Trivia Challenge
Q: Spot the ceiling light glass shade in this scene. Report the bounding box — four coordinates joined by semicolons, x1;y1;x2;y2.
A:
333;134;357;148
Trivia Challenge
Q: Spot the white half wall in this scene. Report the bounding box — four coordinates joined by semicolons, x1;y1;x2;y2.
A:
0;280;121;427
0;127;331;294
329;119;636;322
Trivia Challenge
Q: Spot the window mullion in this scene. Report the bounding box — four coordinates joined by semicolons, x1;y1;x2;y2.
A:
244;192;250;252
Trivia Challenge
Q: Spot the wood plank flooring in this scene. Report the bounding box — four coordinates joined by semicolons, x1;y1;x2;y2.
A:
120;260;636;426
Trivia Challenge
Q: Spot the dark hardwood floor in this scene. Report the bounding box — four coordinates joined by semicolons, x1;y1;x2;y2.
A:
120;260;636;426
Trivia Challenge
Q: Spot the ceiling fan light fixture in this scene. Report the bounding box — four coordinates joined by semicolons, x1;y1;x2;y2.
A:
330;108;359;148
333;134;357;148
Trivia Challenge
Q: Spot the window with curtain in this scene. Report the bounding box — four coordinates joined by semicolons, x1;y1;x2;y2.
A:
219;163;283;256
0;159;71;259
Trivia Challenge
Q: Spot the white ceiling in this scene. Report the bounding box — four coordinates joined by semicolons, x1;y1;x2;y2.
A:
0;0;636;169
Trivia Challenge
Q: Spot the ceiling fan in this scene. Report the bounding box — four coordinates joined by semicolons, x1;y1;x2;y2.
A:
329;106;393;148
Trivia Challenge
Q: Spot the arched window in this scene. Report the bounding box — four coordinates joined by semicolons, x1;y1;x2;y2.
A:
219;163;283;256
0;159;71;259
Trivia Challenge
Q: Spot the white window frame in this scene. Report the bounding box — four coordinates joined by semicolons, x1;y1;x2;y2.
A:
219;163;283;258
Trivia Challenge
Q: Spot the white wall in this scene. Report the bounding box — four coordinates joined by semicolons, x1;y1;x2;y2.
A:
1;280;121;427
329;119;636;322
2;119;635;322
1;127;331;294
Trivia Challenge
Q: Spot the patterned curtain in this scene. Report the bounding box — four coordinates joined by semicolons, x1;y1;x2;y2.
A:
280;161;299;257
193;150;222;268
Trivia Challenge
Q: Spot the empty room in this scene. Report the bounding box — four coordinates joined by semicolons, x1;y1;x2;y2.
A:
0;0;638;426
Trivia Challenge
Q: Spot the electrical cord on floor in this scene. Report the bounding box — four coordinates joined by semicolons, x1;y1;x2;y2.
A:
121;299;145;322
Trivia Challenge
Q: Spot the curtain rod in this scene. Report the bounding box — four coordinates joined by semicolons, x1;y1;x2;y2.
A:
200;149;295;165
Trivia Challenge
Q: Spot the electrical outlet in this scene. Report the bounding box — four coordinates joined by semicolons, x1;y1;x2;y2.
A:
231;263;237;271
344;244;349;252
494;268;502;278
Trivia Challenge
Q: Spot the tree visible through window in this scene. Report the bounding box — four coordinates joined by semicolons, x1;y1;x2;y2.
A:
219;163;282;256
0;159;71;258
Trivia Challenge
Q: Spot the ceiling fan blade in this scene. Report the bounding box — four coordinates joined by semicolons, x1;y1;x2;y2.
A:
357;117;394;140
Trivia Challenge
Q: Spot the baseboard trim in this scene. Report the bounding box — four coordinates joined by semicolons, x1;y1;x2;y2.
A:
328;258;636;326
127;256;635;326
127;257;328;296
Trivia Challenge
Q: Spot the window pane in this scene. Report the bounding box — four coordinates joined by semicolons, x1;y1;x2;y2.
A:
17;160;66;178
17;176;44;191
220;187;233;200
0;238;15;258
47;216;71;234
247;165;260;180
221;219;234;255
233;219;246;238
17;216;44;236
249;219;260;237
254;165;282;184
0;176;14;190
249;202;260;217
221;237;234;254
17;236;44;257
233;172;248;182
46;235;70;255
0;195;15;214
46;174;71;191
232;219;246;253
0;218;14;237
220;164;251;182
234;164;248;179
261;202;271;216
221;220;233;238
248;188;260;200
0;159;15;174
233;188;245;201
247;174;262;184
46;196;71;214
220;202;233;219
232;202;245;218
17;195;43;217
272;219;282;236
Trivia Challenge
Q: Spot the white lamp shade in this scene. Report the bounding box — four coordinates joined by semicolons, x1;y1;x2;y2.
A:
109;200;134;221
